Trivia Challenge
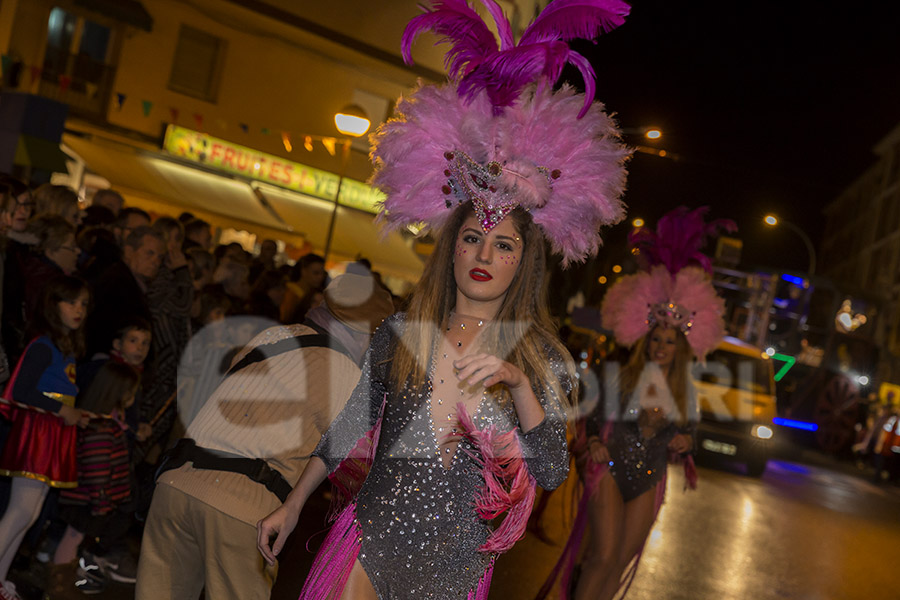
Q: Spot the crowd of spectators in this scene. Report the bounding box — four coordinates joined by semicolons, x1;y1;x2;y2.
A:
0;175;346;597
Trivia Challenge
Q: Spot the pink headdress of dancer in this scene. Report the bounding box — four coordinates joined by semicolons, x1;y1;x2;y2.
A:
370;0;631;266
601;206;735;358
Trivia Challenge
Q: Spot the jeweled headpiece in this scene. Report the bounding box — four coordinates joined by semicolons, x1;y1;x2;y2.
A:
371;0;631;266
601;207;735;358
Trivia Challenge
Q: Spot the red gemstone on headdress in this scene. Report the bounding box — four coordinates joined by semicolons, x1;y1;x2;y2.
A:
470;174;487;189
489;186;496;192
488;162;501;176
444;169;451;176
444;151;455;160
441;185;451;195
551;169;561;179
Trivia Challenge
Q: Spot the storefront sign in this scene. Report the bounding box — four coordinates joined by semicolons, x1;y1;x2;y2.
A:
163;124;384;213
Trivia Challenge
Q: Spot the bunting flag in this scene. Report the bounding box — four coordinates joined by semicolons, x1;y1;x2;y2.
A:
58;74;72;93
321;137;336;157
261;127;270;135
239;123;249;134
193;113;203;129
29;65;42;84
84;82;98;98
281;131;292;152
0;54;10;76
115;92;126;110
170;107;179;122
303;135;314;152
141;100;153;116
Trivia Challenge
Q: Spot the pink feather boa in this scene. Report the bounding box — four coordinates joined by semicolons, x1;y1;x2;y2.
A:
455;403;537;554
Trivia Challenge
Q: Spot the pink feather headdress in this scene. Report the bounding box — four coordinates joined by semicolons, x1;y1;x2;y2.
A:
601;207;734;358
370;0;631;266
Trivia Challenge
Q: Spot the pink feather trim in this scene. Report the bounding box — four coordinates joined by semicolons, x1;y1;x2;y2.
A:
456;403;537;554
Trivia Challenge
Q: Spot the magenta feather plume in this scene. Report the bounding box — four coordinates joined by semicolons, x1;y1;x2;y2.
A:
519;0;630;45
629;206;737;275
403;0;629;116
402;0;498;78
481;0;514;50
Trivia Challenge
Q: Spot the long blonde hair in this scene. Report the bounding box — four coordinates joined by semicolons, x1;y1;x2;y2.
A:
390;204;576;410
619;326;693;426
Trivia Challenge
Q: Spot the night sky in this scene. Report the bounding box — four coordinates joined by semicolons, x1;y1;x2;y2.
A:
567;0;900;273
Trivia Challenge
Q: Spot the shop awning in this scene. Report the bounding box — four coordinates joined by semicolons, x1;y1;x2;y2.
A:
74;0;153;31
62;134;423;281
255;183;423;280
14;134;70;172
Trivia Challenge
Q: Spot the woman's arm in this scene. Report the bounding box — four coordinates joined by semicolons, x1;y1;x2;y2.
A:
257;456;327;565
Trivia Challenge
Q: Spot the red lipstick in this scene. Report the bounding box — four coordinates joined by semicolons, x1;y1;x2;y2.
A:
469;268;492;281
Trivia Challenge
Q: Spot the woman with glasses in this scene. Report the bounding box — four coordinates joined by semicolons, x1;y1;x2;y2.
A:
1;175;35;367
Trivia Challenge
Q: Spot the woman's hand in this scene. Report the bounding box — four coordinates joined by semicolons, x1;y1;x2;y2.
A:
257;504;300;566
587;437;610;465
453;353;544;431
58;404;88;427
453;353;528;392
668;433;693;454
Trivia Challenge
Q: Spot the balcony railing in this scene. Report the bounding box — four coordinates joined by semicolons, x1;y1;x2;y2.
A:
38;47;115;117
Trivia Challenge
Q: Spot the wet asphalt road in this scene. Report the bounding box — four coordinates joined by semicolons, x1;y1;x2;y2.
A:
23;456;900;599
493;458;900;599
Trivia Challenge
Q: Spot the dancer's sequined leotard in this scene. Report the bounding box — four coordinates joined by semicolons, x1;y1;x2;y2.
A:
313;314;570;599
586;362;696;502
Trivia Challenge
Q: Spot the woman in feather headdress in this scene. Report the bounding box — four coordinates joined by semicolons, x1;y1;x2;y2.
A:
537;207;733;600
255;1;630;598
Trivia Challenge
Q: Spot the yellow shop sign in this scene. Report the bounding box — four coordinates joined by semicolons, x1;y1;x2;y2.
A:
163;125;383;213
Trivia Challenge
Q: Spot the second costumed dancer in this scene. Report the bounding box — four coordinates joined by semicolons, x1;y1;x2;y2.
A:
256;0;631;599
538;207;734;600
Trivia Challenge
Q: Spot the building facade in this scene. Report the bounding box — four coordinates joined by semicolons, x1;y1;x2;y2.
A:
0;0;545;281
821;122;900;384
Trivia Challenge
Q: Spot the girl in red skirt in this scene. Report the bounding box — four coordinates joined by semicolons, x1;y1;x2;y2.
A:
0;276;89;599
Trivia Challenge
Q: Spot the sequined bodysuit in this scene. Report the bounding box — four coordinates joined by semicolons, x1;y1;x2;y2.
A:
586;361;696;502
312;314;570;599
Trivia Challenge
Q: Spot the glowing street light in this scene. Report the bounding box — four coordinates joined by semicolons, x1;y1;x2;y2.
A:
324;105;371;261
632;218;644;228
645;128;662;140
763;214;816;276
334;104;371;137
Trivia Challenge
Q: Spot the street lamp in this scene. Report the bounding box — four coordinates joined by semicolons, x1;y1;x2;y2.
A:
763;214;816;277
323;104;371;261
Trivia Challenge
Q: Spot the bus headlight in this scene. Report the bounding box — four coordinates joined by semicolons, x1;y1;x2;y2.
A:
752;425;774;440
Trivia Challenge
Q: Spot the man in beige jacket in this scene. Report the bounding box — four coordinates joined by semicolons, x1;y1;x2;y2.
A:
135;273;393;600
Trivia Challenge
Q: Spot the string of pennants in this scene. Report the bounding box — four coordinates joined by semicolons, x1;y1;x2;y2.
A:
1;54;347;157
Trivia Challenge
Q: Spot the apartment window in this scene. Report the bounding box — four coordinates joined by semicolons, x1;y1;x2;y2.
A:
44;7;112;88
168;25;225;102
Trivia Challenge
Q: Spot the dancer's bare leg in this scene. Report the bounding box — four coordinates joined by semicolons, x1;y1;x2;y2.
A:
574;475;624;600
341;559;378;600
617;486;657;570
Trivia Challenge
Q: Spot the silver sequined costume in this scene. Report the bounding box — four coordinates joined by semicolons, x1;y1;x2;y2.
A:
586;362;697;502
312;314;570;599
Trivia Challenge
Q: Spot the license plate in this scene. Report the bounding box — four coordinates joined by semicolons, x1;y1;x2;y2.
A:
702;439;738;456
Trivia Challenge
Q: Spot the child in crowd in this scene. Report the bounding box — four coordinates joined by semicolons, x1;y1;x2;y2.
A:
56;362;141;594
0;276;89;600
